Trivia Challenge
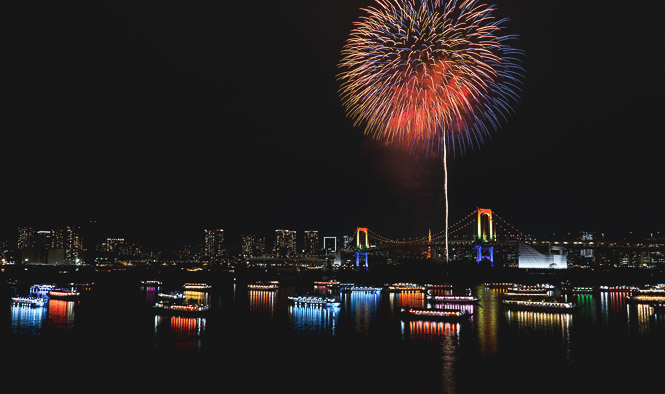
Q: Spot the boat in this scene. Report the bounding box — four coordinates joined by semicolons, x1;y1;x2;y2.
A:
158;291;185;300
313;281;340;287
341;286;383;293
47;288;80;299
625;294;665;304
507;284;554;294
502;291;549;299
387;283;426;292
11;296;47;307
182;283;212;291
425;283;454;290
400;307;470;321
597;285;638;292
247;282;279;290
288;295;341;307
30;284;56;297
426;294;480;304
502;299;576;311
484;283;514;289
562;286;595;294
153;301;210;315
141;280;162;286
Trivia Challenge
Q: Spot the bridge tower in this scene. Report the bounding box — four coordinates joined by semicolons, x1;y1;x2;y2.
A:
476;208;494;242
427;228;432;259
474;208;494;266
355;227;369;269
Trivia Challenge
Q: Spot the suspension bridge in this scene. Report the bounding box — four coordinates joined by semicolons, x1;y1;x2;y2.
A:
345;208;531;267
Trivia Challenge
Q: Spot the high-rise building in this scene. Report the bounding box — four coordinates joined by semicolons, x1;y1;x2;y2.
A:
303;230;319;256
241;234;266;258
204;229;225;262
274;229;296;257
323;236;337;254
17;226;82;264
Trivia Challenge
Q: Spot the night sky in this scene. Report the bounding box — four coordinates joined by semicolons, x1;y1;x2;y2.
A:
5;1;663;251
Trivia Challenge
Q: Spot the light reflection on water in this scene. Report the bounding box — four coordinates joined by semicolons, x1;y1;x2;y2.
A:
248;289;277;317
153;315;207;351
47;300;77;333
289;305;339;335
341;290;381;335
10;304;48;334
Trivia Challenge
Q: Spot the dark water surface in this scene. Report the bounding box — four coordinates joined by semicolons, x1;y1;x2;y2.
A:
4;271;664;393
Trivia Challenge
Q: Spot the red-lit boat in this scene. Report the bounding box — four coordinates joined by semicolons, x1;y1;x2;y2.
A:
47;288;80;300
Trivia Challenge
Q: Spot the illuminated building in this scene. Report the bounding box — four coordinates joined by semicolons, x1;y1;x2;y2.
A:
274;229;296;258
580;231;594;258
204;229;225;262
323;236;336;254
241;234;266;258
17;226;82;265
517;242;567;269
303;230;319;256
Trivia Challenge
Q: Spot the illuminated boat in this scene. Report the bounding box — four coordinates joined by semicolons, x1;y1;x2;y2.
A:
30;284;56;297
47;288;80;299
426;294;480;304
158;291;185;300
507;284;554;294
484;282;514;288
153;301;210;315
625;294;665;304
340;286;383;293
313;280;340;287
248;281;279;290
387;283;426;292
288;295;341;308
11;296;47;307
425;283;454;290
502;291;549;299
502;299;576;311
597;285;638;292
561;286;595;294
141;280;162;286
182;283;212;291
400;307;470;321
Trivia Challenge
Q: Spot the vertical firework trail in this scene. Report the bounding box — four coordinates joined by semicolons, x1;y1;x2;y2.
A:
338;0;523;261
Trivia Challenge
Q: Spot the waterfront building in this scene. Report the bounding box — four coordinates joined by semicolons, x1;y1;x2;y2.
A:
204;229;225;263
303;230;319;256
241;234;266;258
274;229;296;258
323;236;337;254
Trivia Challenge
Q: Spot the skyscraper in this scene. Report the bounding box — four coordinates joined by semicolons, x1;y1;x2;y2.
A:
274;229;297;258
241;234;266;258
204;229;225;262
303;230;319;256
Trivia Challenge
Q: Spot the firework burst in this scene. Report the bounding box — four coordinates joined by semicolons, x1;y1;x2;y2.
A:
338;0;524;259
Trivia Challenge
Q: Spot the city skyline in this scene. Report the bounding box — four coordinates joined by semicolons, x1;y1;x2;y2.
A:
5;1;662;253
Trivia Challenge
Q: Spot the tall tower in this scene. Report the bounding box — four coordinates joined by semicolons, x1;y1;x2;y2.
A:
204;229;224;262
303;230;319;256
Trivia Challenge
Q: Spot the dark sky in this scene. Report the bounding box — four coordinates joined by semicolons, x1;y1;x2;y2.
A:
5;1;663;251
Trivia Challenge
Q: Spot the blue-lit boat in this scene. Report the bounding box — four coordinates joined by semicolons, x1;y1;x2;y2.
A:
11;296;47;307
340;286;382;294
288;295;341;307
400;307;470;321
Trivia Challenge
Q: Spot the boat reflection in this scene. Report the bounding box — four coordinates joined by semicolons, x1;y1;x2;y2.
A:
341;290;381;335
248;289;277;317
144;285;158;306
627;303;655;334
289;304;339;335
47;299;77;332
599;290;630;325
10;304;48;334
154;315;207;350
389;291;425;311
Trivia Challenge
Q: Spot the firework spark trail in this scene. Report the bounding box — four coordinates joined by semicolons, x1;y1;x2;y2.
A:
338;0;523;261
